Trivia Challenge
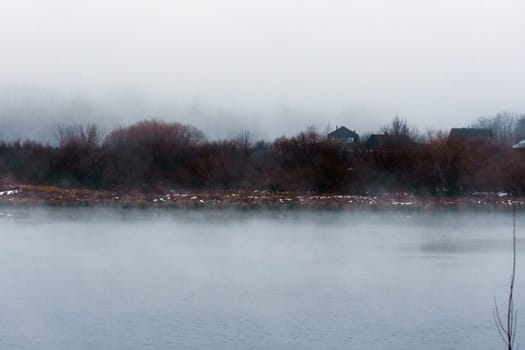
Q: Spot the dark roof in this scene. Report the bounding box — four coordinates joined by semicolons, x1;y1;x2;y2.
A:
328;126;358;139
449;128;493;139
327;126;359;143
365;134;413;149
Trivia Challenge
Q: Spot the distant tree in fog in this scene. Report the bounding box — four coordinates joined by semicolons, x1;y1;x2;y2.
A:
514;116;525;142
381;115;409;136
51;123;104;187
102;119;206;187
472;112;525;145
235;129;251;150
54;123;103;148
380;115;422;142
104;119;205;148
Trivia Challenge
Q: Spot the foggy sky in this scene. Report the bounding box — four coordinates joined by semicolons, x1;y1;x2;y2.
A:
0;0;524;141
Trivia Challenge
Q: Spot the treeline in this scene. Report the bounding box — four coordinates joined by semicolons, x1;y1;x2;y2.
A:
1;118;525;195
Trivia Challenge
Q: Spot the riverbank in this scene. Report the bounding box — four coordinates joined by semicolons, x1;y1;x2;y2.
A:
0;185;522;210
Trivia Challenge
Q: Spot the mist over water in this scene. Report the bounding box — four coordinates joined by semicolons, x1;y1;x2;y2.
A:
0;208;522;349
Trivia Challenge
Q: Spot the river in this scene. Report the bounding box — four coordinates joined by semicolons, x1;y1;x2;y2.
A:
0;208;522;349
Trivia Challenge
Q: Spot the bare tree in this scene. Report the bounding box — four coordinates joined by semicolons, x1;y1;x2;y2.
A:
104;119;205;148
515;116;525;142
473;112;525;144
381;115;410;136
236;129;251;150
54;123;102;148
380;114;424;142
494;204;518;350
423;129;448;143
54;123;79;147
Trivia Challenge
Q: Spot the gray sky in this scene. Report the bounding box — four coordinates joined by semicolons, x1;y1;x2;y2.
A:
0;0;524;140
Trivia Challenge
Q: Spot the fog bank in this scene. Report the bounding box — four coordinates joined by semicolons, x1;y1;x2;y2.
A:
1;0;524;140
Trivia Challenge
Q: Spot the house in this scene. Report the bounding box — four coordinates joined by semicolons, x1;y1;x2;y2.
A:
327;126;360;144
448;128;493;140
365;134;413;150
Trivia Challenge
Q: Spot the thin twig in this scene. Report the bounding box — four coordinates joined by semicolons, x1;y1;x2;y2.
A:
494;204;517;350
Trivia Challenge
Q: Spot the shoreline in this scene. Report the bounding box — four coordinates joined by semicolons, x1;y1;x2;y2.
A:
0;185;522;211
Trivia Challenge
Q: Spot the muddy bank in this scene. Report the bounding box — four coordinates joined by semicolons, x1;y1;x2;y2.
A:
0;185;522;211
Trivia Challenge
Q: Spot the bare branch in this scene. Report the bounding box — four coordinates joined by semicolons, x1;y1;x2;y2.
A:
494;204;518;350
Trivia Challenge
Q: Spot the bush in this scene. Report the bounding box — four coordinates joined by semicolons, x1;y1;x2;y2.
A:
0;119;523;195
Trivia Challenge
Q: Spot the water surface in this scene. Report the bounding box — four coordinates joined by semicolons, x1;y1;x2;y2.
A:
0;208;522;349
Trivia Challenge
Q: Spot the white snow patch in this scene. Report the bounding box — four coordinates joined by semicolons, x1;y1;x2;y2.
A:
0;190;19;196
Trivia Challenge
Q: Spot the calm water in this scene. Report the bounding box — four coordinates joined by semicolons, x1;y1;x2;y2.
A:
0;208;523;349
